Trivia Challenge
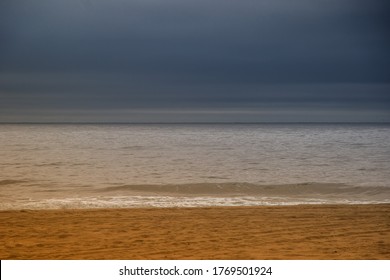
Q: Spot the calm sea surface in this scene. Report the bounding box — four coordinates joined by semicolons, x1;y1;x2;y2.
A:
1;123;389;209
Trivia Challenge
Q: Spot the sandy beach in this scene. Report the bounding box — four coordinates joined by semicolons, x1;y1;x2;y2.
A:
0;204;389;260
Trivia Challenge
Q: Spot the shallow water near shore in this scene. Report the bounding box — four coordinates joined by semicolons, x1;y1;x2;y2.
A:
1;123;389;209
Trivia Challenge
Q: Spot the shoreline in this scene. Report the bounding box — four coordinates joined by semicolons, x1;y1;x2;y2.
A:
1;204;389;260
2;182;389;210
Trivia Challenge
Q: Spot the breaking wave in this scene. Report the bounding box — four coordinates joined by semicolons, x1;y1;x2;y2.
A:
1;182;389;210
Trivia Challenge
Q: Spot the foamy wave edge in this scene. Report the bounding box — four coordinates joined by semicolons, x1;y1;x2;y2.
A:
1;182;390;210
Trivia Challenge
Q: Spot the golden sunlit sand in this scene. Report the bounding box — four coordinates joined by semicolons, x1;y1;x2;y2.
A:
1;204;389;259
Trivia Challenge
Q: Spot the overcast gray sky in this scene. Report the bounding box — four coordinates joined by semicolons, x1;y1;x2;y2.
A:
1;0;389;122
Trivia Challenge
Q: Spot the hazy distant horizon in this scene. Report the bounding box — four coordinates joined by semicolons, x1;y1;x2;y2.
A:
1;121;390;125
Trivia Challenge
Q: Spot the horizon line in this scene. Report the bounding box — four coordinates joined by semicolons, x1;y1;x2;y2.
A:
1;121;390;125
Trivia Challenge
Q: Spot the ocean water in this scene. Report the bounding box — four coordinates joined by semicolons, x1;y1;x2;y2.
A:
0;123;389;209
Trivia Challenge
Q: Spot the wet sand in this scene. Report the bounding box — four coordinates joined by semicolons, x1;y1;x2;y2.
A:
0;204;389;259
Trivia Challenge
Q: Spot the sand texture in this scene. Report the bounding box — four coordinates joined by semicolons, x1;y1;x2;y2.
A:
0;204;389;259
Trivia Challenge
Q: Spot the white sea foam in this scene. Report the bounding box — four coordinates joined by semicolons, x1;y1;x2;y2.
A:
1;194;389;210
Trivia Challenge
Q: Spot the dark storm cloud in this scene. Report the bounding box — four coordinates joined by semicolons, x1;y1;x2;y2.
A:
0;0;389;122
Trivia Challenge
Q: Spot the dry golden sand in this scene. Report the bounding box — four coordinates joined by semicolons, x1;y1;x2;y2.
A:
0;204;389;259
